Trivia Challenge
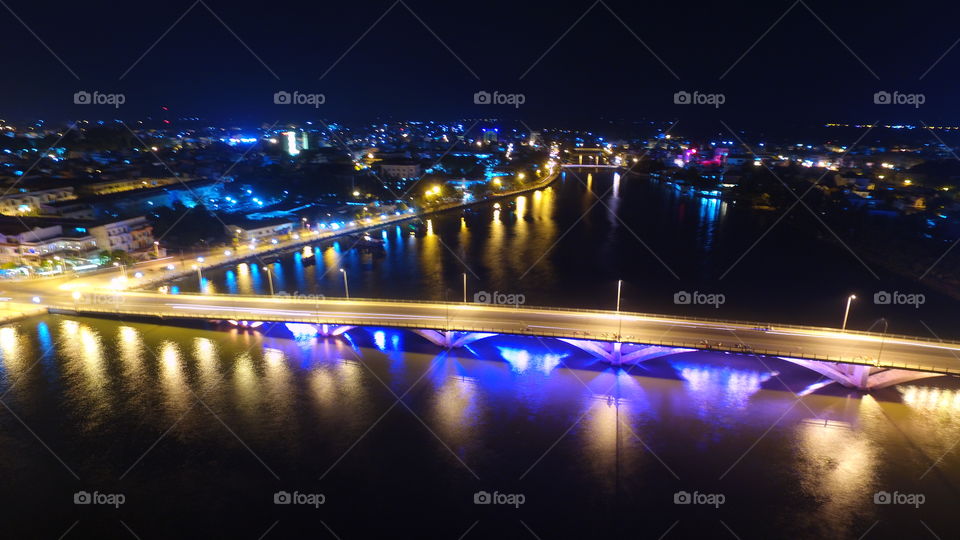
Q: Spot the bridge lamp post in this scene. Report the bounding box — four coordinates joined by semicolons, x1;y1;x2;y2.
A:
842;294;856;331
616;279;623;341
340;268;350;299
462;273;467;303
265;266;275;296
112;261;127;280
192;264;203;291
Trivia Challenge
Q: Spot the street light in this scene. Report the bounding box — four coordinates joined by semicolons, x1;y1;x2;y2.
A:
192;264;203;290
616;279;623;341
339;268;349;299
842;294;856;331
462;272;467;303
265;266;275;296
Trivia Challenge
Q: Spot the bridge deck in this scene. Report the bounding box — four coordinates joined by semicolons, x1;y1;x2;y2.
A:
49;292;960;377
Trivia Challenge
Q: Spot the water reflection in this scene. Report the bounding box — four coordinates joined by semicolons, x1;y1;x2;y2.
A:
3;316;960;538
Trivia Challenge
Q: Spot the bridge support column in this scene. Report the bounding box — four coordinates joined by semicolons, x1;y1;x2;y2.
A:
778;358;943;391
318;324;354;337
412;330;496;349
558;339;694;366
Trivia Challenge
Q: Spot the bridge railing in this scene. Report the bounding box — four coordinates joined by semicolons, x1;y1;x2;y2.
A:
51;303;960;376
106;290;960;348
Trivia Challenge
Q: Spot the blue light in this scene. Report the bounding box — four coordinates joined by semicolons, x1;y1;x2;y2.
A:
285;322;318;340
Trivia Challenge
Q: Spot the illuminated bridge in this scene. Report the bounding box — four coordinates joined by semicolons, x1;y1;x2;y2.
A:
42;291;960;392
561;147;625;169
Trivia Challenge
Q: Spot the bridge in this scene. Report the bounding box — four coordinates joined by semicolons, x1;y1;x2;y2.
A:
42;290;960;391
562;147;625;169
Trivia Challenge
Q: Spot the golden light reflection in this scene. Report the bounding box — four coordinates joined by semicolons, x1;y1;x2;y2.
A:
193;337;218;387
235;262;253;294
59;321;108;421
158;341;190;413
0;326;20;363
116;326;146;383
309;359;367;414
796;413;876;530
263;347;293;415
432;375;479;445
900;385;960;411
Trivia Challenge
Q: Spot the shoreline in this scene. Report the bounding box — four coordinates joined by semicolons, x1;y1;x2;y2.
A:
135;168;564;290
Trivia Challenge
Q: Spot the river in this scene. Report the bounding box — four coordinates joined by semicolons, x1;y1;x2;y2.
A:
1;171;958;538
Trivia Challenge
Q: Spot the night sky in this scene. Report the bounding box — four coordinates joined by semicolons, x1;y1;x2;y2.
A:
1;0;957;128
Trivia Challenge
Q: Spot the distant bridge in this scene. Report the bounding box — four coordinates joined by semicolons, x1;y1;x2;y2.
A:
46;291;960;391
561;164;624;169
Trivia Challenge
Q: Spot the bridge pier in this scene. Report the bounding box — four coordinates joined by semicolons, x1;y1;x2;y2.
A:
558;339;694;366
318;324;354;337
412;330;496;349
779;358;943;391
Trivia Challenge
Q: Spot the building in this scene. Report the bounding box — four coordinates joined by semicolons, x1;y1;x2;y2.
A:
88;216;157;255
0;215;159;266
378;161;422;179
0;187;76;215
0;221;98;266
224;218;295;243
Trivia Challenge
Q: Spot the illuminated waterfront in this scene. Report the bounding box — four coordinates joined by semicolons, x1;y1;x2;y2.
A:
182;172;960;338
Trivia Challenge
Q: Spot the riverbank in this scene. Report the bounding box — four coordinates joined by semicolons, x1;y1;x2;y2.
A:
0;303;48;326
133;168;562;291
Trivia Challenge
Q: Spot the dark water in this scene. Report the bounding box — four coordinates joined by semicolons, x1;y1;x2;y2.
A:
1;316;959;538
181;171;960;339
4;173;960;538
